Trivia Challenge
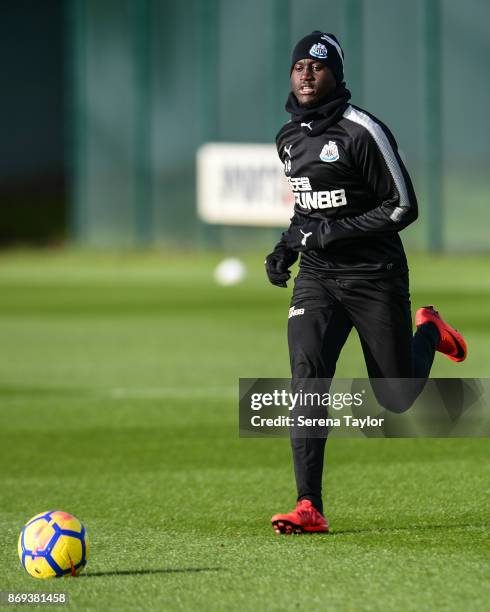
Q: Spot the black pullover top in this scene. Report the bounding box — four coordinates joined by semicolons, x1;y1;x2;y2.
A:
275;85;418;278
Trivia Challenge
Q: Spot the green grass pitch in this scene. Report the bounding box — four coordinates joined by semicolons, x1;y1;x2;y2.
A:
0;250;488;611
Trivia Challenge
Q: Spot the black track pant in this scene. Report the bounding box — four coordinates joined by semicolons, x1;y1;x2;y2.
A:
287;271;439;514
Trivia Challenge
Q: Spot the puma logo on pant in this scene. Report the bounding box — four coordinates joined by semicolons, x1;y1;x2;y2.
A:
289;307;305;319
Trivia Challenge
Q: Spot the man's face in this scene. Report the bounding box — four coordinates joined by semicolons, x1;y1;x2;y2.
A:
290;59;337;107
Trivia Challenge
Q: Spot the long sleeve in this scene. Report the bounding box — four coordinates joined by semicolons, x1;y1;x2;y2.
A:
325;107;418;243
270;212;305;264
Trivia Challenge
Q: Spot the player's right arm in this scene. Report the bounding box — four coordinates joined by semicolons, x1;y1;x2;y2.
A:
265;214;302;287
264;130;303;287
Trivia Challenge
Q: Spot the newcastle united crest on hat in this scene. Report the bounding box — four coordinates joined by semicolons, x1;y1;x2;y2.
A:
290;31;345;83
309;43;328;59
320;141;339;162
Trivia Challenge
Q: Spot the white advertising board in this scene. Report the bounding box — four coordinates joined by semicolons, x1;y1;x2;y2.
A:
197;143;294;227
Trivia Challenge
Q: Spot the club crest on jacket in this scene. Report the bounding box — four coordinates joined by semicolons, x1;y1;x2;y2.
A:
319;141;339;163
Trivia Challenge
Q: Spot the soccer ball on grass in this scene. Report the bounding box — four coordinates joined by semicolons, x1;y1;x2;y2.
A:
18;510;89;578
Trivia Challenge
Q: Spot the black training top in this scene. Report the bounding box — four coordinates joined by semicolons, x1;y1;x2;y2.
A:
276;103;418;278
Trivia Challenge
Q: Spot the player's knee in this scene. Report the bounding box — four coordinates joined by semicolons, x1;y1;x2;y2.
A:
290;354;335;379
370;381;418;413
375;395;414;414
291;359;317;378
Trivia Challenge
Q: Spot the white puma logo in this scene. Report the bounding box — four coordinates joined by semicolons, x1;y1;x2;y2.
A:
284;145;292;157
300;229;312;246
300;121;313;130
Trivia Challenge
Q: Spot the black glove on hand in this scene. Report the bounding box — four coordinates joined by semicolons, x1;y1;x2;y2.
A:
264;248;298;288
282;217;331;251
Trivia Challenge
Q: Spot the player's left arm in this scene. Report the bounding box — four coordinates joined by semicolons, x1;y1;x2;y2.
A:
283;120;418;251
324;120;418;240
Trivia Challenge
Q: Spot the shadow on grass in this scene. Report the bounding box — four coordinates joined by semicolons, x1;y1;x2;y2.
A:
331;523;478;536
82;567;222;578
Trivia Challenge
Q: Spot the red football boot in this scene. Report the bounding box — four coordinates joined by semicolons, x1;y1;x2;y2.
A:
415;305;467;362
271;499;329;534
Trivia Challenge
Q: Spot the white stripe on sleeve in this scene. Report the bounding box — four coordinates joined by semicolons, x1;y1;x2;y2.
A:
343;105;410;222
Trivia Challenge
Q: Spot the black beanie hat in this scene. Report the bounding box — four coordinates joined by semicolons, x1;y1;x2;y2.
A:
290;31;344;84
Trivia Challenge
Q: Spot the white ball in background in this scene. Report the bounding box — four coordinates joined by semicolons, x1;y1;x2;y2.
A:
213;258;247;286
